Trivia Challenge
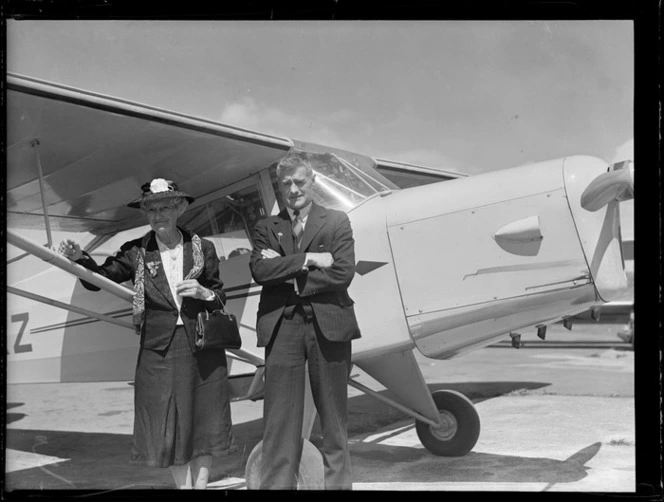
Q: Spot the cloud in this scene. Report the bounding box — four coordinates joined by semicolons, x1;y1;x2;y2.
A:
326;109;361;123
219;97;356;150
610;137;634;163
220;98;467;173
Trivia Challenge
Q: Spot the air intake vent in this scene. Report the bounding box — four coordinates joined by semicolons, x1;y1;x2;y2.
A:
493;216;543;256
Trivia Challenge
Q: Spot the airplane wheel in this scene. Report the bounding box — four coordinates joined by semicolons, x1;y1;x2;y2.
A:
245;438;324;490
415;389;480;457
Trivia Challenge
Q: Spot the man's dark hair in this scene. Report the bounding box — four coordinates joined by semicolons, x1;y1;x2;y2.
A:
276;151;314;179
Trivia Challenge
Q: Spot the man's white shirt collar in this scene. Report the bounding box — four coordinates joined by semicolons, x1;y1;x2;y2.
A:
286;203;311;224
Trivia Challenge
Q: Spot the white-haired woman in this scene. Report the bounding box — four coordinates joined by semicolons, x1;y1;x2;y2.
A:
59;178;235;489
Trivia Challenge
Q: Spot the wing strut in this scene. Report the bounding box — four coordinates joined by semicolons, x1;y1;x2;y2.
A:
6;229;134;302
31;139;54;247
7;228;268;372
8;228;266;368
8;139;61;265
7;286;134;330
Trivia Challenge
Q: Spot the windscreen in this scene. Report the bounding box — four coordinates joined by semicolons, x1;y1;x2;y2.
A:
271;151;392;212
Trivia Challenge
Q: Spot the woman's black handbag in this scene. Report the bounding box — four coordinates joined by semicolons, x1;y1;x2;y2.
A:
195;293;242;351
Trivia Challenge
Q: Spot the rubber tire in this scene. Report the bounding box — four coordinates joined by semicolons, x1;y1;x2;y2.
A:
245;438;324;490
415;389;480;457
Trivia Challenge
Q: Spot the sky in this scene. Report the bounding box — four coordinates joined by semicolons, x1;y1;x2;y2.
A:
6;20;634;229
6;20;634;170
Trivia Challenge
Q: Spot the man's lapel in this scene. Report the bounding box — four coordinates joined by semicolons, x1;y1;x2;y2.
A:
144;235;177;308
299;202;326;252
272;210;295;255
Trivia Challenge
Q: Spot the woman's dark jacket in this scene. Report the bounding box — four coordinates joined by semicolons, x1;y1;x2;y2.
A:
75;229;225;351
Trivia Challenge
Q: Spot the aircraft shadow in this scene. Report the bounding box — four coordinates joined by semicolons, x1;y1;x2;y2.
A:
7;402;27;426
6;426;598;491
351;437;601;485
5;380;551;490
344;380;550;436
4;422;264;491
6;413;27;426
427;381;551;402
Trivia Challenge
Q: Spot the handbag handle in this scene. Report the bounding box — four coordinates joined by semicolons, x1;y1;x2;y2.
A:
209;290;229;315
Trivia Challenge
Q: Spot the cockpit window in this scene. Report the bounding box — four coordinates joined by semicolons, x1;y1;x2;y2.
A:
178;182;265;263
271;151;390;212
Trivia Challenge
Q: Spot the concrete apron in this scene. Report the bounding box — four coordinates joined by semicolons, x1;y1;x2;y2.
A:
6;383;634;491
350;394;635;492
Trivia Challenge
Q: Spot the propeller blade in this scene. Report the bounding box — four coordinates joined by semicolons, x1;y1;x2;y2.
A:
580;160;634;212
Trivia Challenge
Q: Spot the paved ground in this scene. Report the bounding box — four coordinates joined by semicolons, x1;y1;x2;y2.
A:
5;323;639;493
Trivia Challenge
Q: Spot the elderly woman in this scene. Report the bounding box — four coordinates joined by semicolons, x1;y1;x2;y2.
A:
58;178;235;489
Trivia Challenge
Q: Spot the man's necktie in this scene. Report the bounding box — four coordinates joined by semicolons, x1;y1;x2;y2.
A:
292;210;303;250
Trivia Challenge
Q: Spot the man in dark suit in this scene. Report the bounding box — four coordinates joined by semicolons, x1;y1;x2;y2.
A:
250;152;361;490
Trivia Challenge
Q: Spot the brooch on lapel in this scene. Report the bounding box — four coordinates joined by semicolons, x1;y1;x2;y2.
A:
277;232;283;245
146;261;161;278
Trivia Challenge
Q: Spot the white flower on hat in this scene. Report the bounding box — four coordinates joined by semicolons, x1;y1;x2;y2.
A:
150;178;171;194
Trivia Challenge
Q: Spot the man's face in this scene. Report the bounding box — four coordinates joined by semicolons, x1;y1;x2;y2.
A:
143;200;181;234
279;166;315;211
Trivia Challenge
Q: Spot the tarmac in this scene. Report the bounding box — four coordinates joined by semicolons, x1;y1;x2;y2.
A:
4;323;638;493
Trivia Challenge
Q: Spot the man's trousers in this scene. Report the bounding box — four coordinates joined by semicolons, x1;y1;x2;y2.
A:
260;306;352;490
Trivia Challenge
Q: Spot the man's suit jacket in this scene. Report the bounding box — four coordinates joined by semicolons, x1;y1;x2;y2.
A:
249;202;361;348
76;229;225;351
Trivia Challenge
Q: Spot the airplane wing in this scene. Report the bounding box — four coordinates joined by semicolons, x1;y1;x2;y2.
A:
7;73;293;235
373;158;467;189
6;73;297;386
5;75;403;387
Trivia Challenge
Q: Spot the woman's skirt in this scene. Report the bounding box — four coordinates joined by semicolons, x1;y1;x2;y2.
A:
130;326;236;468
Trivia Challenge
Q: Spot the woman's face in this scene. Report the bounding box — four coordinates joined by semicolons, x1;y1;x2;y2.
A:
143;199;181;235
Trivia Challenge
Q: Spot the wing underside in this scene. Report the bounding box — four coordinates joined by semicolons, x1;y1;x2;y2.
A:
7;73;293;234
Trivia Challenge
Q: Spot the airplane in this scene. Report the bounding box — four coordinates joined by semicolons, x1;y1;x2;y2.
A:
5;72;634;488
